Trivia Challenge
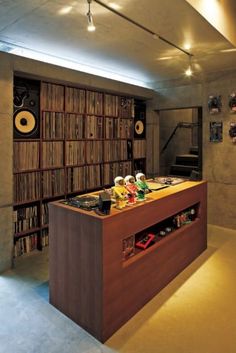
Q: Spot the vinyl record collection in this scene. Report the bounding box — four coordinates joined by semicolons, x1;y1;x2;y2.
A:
65;114;84;139
65;87;86;113
65;141;85;166
13;77;146;257
14;172;41;203
133;140;146;159
42;142;64;168
42;112;64;139
14;141;39;171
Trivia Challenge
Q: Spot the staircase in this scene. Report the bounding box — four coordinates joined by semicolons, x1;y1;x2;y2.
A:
169;146;199;177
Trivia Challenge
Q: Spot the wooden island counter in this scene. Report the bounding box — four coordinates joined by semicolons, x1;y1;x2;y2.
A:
49;180;207;342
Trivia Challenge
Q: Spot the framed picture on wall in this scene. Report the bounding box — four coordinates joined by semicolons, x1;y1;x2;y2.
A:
229;93;236;113
210;121;223;142
229;122;236;143
208;95;222;114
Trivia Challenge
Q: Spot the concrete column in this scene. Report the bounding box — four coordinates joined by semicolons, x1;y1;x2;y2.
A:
0;53;13;272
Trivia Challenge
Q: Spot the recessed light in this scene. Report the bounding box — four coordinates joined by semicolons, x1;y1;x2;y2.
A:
108;2;122;10
58;6;73;15
220;48;236;53
156;56;173;61
184;43;191;50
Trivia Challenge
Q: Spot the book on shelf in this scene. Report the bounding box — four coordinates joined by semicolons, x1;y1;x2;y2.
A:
65;141;85;166
14;172;41;203
41;82;65;111
86;91;103;115
41;229;49;248
119;97;135;118
86;165;101;189
102;161;132;185
85;115;103;139
41;141;64;168
65;113;84;139
103;140;120;162
122;235;135;260
14;233;38;257
42;112;64;139
14;142;39;172
67;166;86;193
41;202;49;226
42;169;65;198
86;140;103;164
104;117;119;139
13;205;38;233
119;118;133;139
65;87;86;113
104;94;119;117
133;140;146;159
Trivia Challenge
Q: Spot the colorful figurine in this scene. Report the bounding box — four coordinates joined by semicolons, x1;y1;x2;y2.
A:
135;173;149;201
124;175;138;205
112;176;128;209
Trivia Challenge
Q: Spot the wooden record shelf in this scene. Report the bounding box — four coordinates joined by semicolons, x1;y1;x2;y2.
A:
13;76;146;258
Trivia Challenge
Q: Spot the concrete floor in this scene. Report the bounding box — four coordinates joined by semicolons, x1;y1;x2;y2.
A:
0;224;236;353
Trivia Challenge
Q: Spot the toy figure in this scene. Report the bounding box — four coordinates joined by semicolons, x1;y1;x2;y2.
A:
124;175;138;205
135;173;149;201
112;176;128;209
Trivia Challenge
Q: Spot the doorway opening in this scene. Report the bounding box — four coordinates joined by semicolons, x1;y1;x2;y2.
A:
158;107;202;179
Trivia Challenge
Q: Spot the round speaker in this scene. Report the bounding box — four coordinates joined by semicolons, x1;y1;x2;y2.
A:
135;120;144;135
14;110;37;136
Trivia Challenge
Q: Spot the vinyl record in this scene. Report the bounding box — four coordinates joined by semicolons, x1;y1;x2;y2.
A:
14;110;36;135
135;120;144;135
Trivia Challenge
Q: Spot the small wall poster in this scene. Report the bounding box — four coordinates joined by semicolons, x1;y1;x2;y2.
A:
229;122;236;143
208;95;222;114
229;93;236;113
210;121;223;142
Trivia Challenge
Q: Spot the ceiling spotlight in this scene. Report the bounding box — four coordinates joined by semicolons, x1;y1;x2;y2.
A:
87;0;95;32
185;55;193;77
184;43;191;50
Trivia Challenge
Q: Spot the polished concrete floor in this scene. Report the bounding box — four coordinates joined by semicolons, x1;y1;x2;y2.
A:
0;224;236;353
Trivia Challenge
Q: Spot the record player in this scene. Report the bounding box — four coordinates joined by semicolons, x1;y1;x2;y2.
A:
62;195;99;211
154;176;186;186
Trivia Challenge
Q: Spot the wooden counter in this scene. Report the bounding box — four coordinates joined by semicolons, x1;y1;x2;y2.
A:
49;180;207;342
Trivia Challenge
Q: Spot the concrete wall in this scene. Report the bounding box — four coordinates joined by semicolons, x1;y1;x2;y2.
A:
0;52;156;273
155;72;236;230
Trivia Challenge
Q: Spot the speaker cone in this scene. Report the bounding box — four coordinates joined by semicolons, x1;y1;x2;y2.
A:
14;110;37;136
135;120;144;135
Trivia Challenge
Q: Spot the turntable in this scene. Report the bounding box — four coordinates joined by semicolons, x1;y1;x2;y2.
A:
154;177;186;186
62;195;99;211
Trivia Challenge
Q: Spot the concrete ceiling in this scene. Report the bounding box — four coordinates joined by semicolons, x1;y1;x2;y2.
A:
0;0;236;89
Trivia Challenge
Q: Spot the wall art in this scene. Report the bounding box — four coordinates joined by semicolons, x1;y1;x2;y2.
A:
229;122;236;143
208;95;222;114
209;121;223;142
229;93;236;113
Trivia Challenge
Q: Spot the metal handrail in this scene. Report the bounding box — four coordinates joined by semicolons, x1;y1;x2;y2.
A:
161;122;199;154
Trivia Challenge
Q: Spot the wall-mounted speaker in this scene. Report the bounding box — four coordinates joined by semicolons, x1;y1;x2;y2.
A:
13;77;40;139
134;101;146;139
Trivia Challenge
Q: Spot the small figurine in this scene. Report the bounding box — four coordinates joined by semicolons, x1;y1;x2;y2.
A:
124;175;138;205
112;176;128;209
135;173;149;201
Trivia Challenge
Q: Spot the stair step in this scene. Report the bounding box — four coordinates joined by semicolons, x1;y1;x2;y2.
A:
176;154;198;166
189;146;198;155
170;164;198;177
